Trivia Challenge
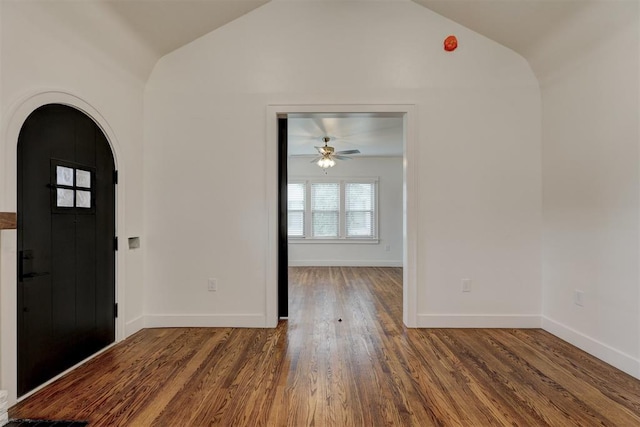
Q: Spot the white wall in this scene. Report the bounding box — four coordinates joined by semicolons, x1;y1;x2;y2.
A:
0;1;150;403
539;1;640;377
0;0;635;407
288;156;403;266
144;0;541;328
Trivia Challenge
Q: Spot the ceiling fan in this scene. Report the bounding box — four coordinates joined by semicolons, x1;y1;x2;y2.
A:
312;137;361;169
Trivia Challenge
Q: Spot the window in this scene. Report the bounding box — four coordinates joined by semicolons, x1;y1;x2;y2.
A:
51;161;95;213
345;182;375;238
287;183;305;237
287;178;377;241
311;183;339;237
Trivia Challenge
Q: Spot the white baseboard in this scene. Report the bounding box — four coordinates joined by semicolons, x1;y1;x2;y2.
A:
144;314;267;328
542;316;640;379
416;314;542;328
288;260;403;267
125;315;145;337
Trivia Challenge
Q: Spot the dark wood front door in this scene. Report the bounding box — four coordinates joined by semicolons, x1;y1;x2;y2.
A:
17;104;116;396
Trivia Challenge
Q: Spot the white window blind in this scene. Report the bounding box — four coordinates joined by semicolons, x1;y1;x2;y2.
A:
287;178;378;241
287;183;306;237
345;182;375;238
311;182;340;237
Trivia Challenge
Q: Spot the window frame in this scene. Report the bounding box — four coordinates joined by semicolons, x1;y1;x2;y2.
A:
287;177;379;244
50;159;96;214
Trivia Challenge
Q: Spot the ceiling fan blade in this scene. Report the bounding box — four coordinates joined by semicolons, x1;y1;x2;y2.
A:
311;117;329;136
310;156;322;163
333;155;352;160
336;149;360;155
315;146;328;154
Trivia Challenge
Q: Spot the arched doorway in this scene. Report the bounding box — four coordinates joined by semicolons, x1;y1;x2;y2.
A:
17;104;117;396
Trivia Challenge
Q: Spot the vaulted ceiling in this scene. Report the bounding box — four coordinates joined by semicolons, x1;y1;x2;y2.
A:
97;0;631;157
413;0;594;65
105;0;270;56
102;0;604;70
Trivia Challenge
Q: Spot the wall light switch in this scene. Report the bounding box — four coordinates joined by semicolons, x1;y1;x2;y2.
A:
208;278;217;292
462;279;472;293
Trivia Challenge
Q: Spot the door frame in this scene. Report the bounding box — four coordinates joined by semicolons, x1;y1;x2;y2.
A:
265;104;418;327
1;90;125;404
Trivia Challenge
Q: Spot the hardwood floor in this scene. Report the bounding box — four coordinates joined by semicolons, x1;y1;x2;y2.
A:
10;267;640;426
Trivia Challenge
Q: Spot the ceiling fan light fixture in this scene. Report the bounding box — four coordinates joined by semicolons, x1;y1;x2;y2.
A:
317;156;335;168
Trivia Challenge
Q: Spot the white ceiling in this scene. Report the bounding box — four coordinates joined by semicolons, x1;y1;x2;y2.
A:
288;114;404;157
105;0;269;56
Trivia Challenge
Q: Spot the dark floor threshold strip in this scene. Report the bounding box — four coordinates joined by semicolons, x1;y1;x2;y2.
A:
4;420;88;427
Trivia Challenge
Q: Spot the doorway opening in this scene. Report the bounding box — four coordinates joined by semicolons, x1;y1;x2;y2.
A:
268;104;418;327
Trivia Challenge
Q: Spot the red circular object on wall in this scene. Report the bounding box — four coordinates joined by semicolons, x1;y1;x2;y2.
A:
444;35;458;52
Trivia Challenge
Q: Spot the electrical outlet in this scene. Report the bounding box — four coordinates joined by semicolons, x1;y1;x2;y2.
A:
384;244;391;252
208;278;217;292
574;290;584;307
462;279;472;293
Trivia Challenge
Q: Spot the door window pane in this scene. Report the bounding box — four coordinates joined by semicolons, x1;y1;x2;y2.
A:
76;169;91;188
52;163;96;213
76;190;91;208
56;166;74;186
56;188;74;207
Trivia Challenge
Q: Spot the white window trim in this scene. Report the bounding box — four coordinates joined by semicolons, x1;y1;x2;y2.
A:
288;177;379;243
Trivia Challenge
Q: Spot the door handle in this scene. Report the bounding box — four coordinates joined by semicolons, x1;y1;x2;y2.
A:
19;250;49;281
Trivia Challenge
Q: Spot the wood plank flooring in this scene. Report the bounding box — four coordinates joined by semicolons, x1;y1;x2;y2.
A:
10;267;640;426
